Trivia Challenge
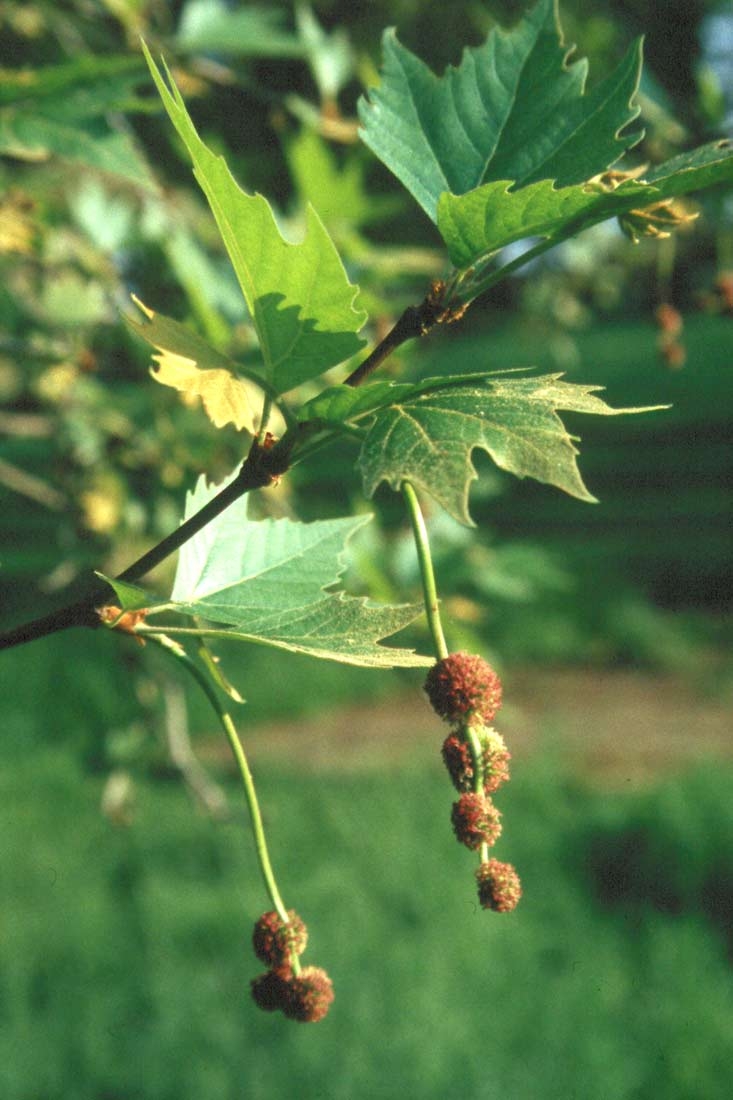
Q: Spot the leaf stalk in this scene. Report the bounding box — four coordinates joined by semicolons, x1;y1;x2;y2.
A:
401;480;449;661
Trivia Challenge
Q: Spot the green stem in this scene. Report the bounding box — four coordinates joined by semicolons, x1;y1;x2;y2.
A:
401;480;448;661
256;393;274;442
464;720;489;865
148;634;299;972
456;236;559;306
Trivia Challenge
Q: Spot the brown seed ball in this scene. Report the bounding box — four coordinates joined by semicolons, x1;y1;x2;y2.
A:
425;653;502;724
282;966;335;1023
441;733;475;792
250;969;291;1013
654;302;683;336
482;746;511;794
476;859;522;913
252;910;308;969
451;792;502;850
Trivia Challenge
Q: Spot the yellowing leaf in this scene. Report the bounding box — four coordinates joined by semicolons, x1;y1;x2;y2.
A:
126;296;269;435
0;194;35;255
150;349;260;433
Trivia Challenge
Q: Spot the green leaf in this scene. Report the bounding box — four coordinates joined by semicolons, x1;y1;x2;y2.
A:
297;374;536;429
111;474;430;668
96;574;152;613
0;56;155;188
176;0;305;58
642;139;733;196
142;43;366;394
286;129;403;233
438;139;733;270
297;381;413;426
437;177;646;269
358;0;642;222
358;373;665;524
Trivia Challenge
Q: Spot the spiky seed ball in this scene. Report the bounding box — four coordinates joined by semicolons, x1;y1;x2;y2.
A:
252;910;308;969
250;969;291;1013
482;746;511;794
476;859;522;913
282;966;335;1023
476;723;507;756
425;653;502;724
451;792;502;850
441;733;474;792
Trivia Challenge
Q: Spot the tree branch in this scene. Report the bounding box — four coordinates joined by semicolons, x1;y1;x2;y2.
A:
0;283;456;653
0;438;283;652
344;283;455;388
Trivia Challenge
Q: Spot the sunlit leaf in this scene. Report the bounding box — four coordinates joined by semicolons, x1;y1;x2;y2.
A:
105;475;431;668
142;43;367;394
150;350;262;433
126;297;264;434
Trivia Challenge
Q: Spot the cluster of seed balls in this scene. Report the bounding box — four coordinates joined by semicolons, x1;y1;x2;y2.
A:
424;652;522;913
250;909;334;1023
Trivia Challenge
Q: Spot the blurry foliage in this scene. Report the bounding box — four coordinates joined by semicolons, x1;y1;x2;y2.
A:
0;0;731;696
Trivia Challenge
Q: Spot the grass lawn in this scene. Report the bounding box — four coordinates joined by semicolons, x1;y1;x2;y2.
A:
2;742;732;1100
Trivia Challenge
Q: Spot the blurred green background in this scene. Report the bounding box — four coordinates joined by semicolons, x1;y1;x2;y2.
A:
1;1;732;1097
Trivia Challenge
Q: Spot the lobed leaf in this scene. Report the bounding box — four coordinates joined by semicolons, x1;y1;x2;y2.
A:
107;474;431;668
437;177;646;268
142;43;366;395
358;0;642;222
438;140;733;269
126;297;264;434
642;139;733;196
358;373;666;524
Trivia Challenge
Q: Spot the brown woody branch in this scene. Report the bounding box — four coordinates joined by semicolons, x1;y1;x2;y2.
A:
0;284;456;653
